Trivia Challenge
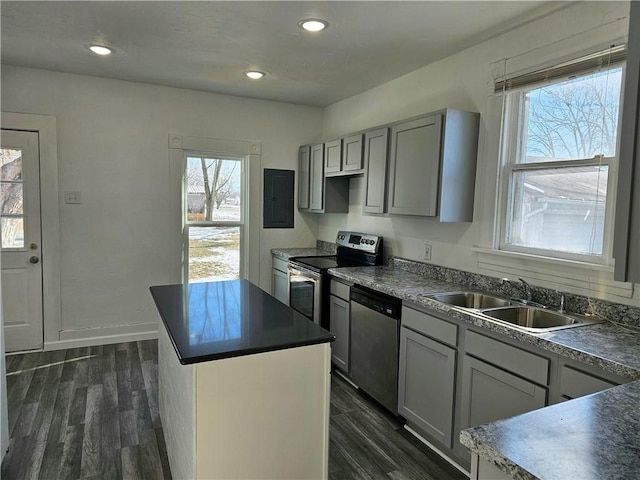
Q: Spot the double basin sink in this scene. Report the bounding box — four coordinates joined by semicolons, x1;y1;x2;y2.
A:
425;291;602;333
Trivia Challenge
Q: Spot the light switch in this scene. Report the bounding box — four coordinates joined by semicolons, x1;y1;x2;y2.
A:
64;191;82;204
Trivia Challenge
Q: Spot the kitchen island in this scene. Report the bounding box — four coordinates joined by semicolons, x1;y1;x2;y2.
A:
150;279;335;480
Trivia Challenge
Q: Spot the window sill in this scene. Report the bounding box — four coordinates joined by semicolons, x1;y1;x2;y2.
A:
472;247;633;300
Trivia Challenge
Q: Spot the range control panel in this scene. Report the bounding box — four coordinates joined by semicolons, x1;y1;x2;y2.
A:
335;230;381;253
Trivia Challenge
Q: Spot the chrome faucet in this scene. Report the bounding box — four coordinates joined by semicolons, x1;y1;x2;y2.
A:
500;278;532;301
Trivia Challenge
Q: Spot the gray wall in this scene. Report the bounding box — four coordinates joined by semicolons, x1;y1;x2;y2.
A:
1;66;323;344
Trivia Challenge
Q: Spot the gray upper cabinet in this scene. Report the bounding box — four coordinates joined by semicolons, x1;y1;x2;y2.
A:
363;127;390;214
342;134;364;173
297;146;310;210
298;143;349;214
388;115;442;216
324;139;342;175
387;109;479;221
309;143;324;211
326;135;364;177
615;1;640;282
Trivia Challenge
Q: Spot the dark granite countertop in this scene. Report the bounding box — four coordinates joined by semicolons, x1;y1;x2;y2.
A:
459;381;640;480
150;279;334;365
328;265;640;379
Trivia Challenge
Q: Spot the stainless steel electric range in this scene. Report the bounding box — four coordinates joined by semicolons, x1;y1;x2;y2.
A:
287;231;383;330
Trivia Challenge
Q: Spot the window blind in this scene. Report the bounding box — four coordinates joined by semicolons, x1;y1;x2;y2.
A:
494;44;627;93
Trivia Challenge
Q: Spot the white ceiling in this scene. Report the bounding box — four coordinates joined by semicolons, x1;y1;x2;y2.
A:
1;1;570;107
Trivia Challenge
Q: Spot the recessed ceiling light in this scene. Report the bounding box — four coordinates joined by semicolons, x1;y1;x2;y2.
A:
89;45;113;56
244;71;266;80
299;19;328;32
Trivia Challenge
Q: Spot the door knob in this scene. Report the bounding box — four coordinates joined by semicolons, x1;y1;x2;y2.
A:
29;256;39;264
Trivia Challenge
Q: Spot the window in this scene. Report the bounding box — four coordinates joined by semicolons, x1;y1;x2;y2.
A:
498;61;624;264
184;154;245;283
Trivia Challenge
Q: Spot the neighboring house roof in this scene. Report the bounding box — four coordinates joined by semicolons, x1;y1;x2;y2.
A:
187;185;205;194
523;167;607;203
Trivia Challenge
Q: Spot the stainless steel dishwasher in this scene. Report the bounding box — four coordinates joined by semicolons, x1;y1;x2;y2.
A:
350;285;402;414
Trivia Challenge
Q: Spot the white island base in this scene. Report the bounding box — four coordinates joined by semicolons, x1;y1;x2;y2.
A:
159;325;332;479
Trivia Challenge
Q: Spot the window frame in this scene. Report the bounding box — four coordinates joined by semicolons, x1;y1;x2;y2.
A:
496;63;625;266
183;151;248;283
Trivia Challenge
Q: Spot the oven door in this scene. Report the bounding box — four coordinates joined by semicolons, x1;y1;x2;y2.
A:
288;264;321;325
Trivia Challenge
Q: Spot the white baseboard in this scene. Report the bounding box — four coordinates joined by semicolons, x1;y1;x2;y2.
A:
45;323;159;350
404;425;470;478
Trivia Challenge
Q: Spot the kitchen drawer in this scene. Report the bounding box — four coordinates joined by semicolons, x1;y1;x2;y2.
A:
560;365;618;399
402;306;457;347
273;256;289;273
330;279;350;301
466;330;549;385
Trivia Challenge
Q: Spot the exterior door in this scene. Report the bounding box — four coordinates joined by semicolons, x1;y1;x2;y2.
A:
1;129;43;352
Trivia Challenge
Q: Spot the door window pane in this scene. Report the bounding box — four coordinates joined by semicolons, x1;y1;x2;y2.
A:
188;226;240;282
1;148;25;248
1;149;22;181
186;157;242;222
507;166;608;255
1;183;23;214
1;217;24;249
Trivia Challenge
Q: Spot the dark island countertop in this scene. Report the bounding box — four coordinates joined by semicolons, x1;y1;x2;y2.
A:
150;279;334;365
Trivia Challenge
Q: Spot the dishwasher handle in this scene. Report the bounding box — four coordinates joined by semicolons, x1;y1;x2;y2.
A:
350;286;402;319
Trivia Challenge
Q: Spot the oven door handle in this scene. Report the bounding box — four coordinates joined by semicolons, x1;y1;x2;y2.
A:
288;266;321;280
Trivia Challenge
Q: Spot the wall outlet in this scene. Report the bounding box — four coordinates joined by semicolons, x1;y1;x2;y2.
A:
64;191;82;204
423;242;432;262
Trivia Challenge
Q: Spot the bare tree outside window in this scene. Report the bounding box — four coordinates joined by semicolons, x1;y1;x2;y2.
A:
0;148;24;248
187;157;240;221
185;155;243;282
503;66;623;260
523;68;622;162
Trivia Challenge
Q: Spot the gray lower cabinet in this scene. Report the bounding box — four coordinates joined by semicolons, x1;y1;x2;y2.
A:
272;256;289;305
459;354;547;461
363;127;390;214
298;146;310;209
556;360;626;403
398;326;456;448
329;294;350;372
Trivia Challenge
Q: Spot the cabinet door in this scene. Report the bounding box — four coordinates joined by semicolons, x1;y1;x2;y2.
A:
272;268;289;305
324;139;342;174
309;144;324;211
343;134;364;172
398;327;456;448
614;1;640;282
329;295;350;372
388;115;442;216
459;355;547;460
363;128;389;214
298;146;310;209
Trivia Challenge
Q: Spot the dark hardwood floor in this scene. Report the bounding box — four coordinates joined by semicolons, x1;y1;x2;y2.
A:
2;340;466;480
329;373;467;480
